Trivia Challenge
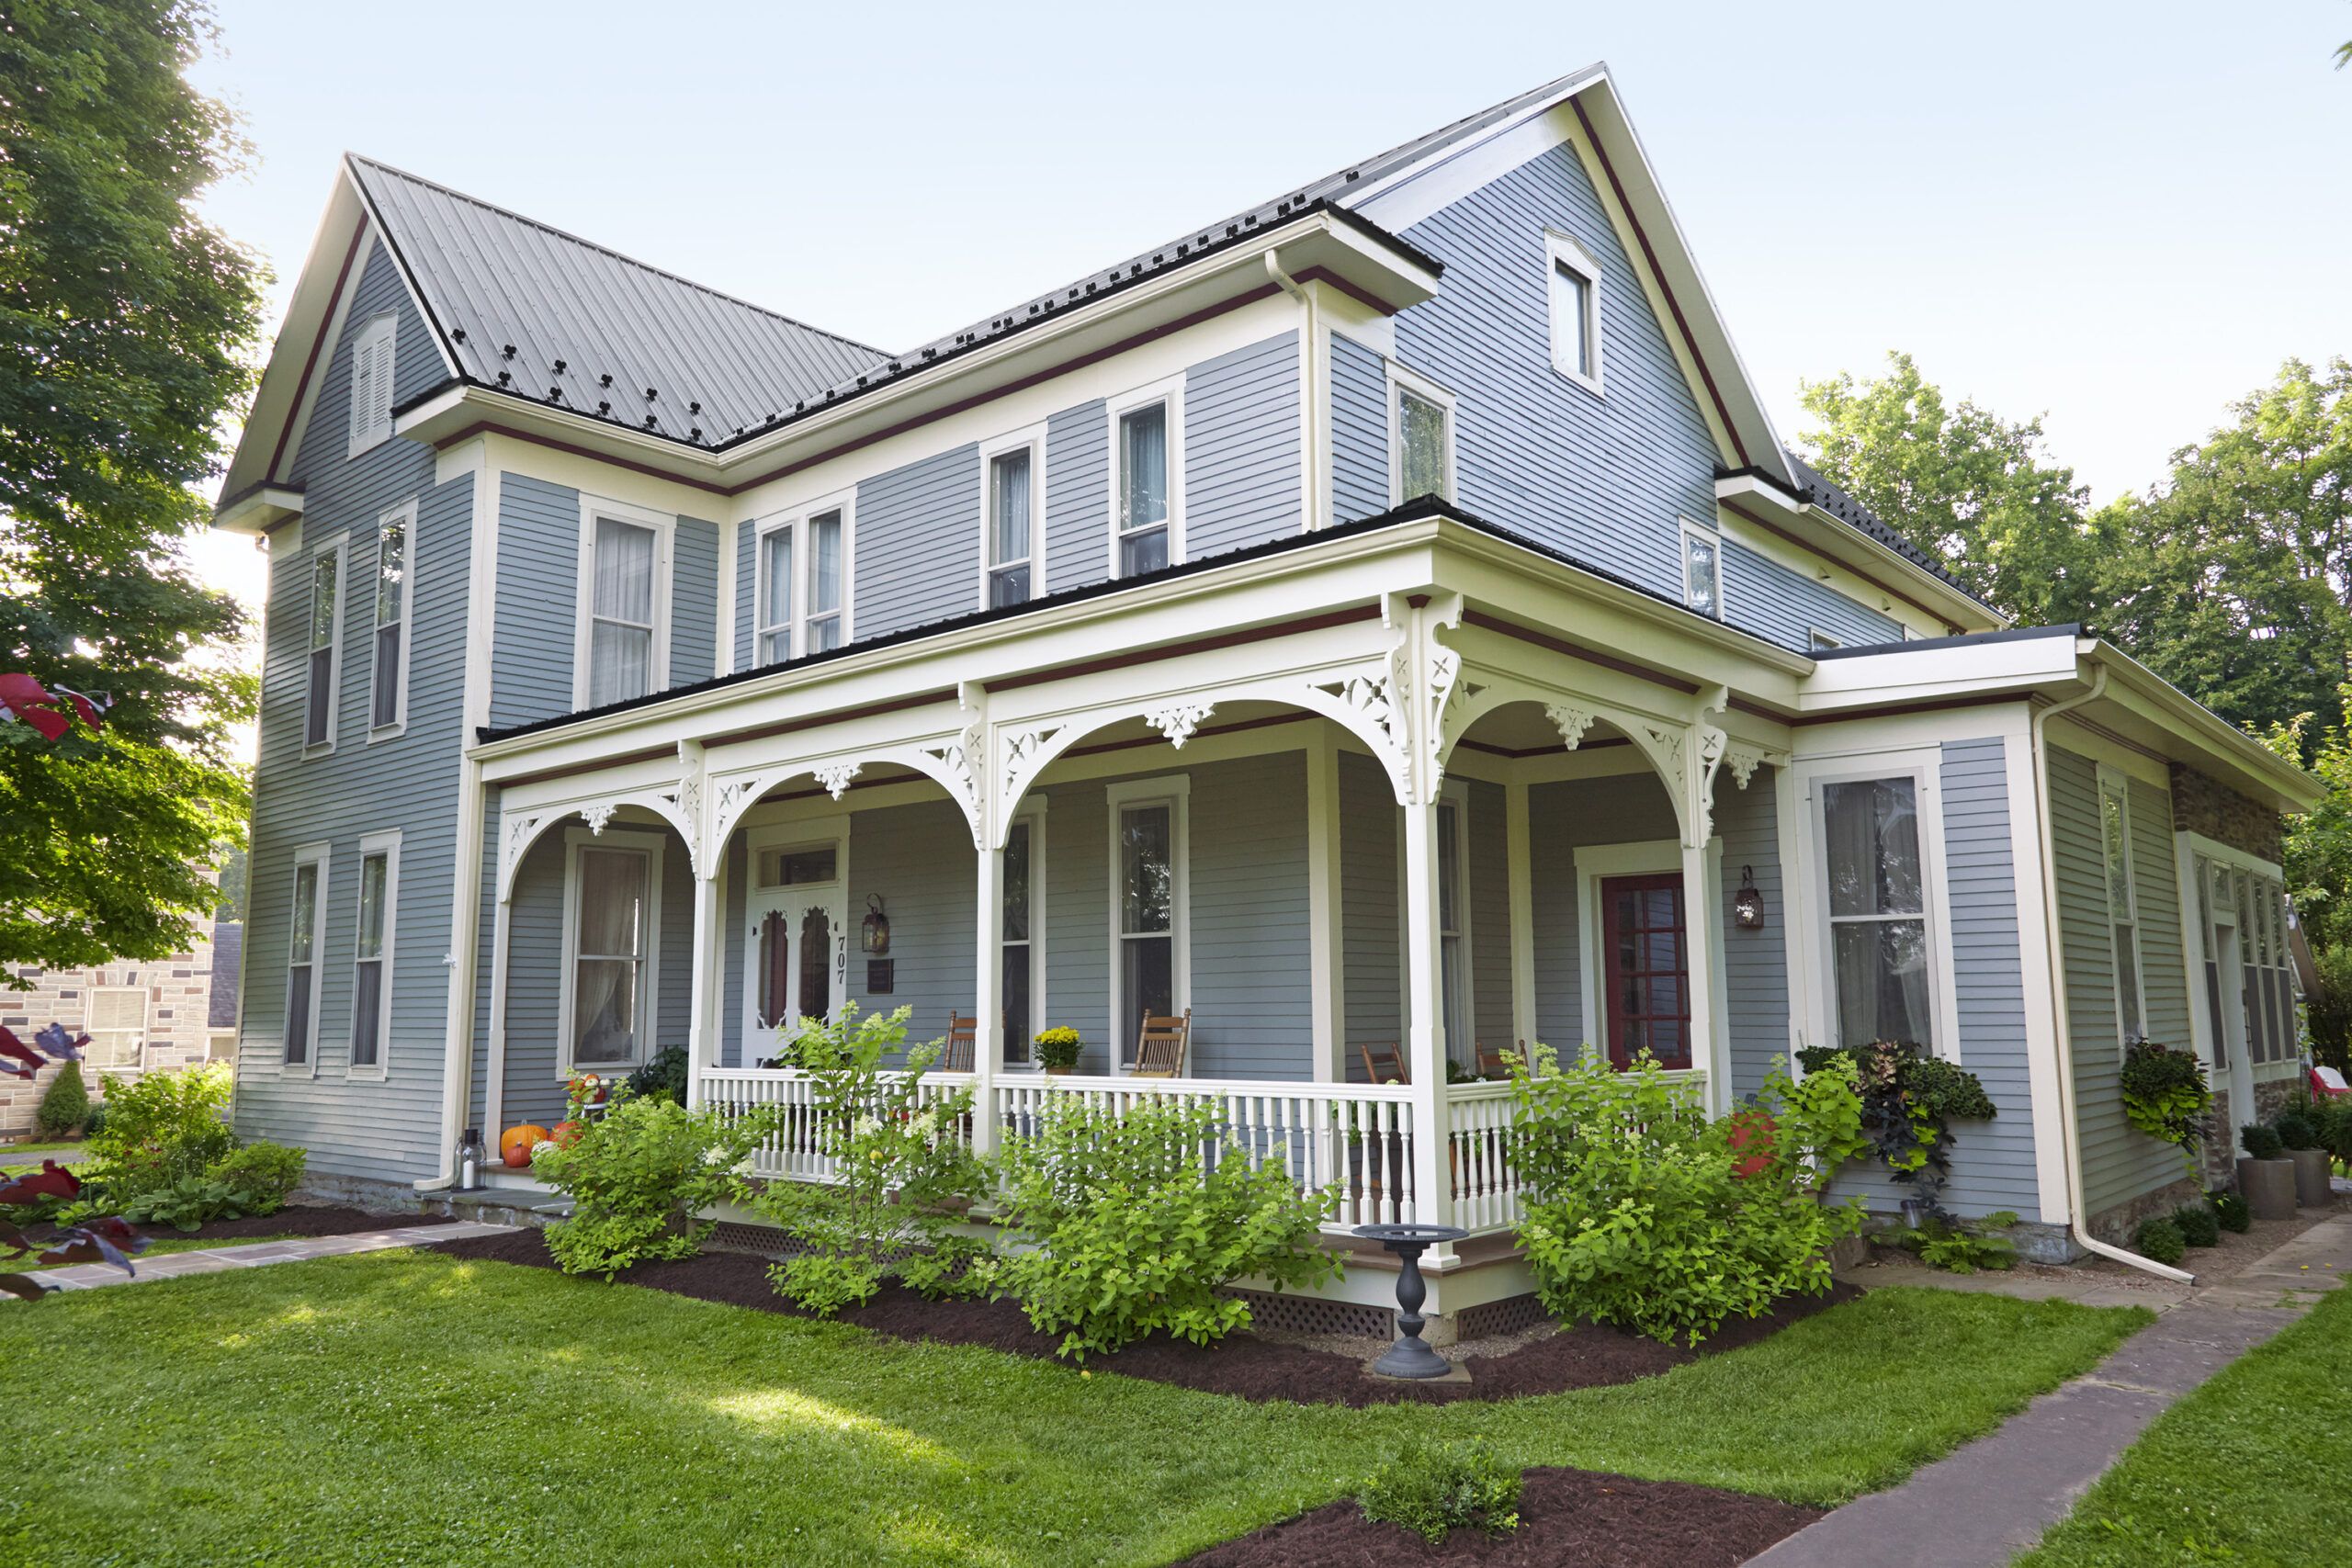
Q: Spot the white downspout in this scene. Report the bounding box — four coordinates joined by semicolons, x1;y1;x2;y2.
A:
2030;660;2194;1283
1263;254;1327;533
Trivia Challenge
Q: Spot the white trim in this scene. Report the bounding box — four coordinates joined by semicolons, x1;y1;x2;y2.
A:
1435;777;1476;1068
347;829;400;1081
82;985;150;1074
2001;718;2073;1224
1573;839;1724;1069
1105;772;1192;1070
1806;628;1844;652
1544;229;1605;394
2095;764;2148;1056
1001;795;1048;1063
345;310;396;457
1385;359;1459;505
571;494;676;709
737;815;851;1060
556;825;666;1076
1679;516;1724;623
750;486;857;666
365;497;418;740
282;840;332;1076
978;421;1048;611
1105;370;1187;579
1791;749;1963;1061
300;532;349;760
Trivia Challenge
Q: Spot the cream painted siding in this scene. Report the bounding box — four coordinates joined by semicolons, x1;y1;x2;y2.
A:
1721;540;1900;650
855;443;981;639
1042;398;1107;594
1525;771;1679;1055
1717;766;1789;1100
1182;332;1301;557
673;515;720;679
236;238;469;1180
488;473;580;730
1340;750;1400;1066
1331;333;1391;524
2050;747;2185;1217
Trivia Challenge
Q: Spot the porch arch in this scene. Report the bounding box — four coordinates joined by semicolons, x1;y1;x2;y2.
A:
496;788;698;904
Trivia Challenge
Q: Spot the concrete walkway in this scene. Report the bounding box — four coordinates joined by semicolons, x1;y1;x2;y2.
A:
1748;1214;2352;1568
31;1220;516;1292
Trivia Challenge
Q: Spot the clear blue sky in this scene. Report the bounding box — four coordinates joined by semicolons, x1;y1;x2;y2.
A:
189;0;2352;538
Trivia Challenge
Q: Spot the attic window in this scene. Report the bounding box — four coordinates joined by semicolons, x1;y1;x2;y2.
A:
346;313;397;456
1544;232;1603;392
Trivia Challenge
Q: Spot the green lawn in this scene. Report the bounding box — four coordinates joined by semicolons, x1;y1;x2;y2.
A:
0;1251;2147;1566
2020;1284;2352;1565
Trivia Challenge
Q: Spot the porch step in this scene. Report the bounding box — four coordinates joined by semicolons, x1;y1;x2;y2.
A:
430;1187;574;1228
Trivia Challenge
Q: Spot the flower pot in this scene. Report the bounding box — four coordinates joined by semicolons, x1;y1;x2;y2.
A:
2287;1147;2333;1208
2238;1156;2299;1222
1044;1066;1073;1077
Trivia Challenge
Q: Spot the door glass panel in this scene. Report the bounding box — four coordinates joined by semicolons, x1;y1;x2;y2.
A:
797;907;831;1025
1600;874;1689;1068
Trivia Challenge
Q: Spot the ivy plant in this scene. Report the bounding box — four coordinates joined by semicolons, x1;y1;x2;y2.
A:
2119;1038;2211;1181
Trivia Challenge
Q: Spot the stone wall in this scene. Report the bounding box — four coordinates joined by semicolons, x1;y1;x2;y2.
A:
2086;1171;2206;1247
0;928;218;1138
2170;763;2283;862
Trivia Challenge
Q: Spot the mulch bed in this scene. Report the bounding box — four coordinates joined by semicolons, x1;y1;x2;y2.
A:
427;1228;1860;1405
26;1204;447;1251
1175;1465;1823;1566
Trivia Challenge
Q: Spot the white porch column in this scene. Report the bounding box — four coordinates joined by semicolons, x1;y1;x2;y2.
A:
482;892;513;1141
1306;723;1344;1080
1402;794;1453;1238
971;822;1002;1156
1680;840;1725;1115
683;865;720;1112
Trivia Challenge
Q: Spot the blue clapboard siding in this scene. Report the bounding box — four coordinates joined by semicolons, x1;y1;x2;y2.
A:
1043;398;1107;596
1182;332;1301;557
1722;540;1901;650
1188;751;1313;1079
1331;333;1391;524
1467;781;1514;1054
236;237;470;1181
1041;774;1112;1072
1829;739;2043;1221
845;799;978;1059
1340;750;1400;1069
1525;770;1679;1054
855;443;981;639
732;520;755;671
1717;767;1789;1100
718;834;747;1066
1395;141;1717;604
673;515;719;680
489;473;580;730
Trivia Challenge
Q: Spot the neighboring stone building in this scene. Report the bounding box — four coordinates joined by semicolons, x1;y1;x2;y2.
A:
0;922;228;1138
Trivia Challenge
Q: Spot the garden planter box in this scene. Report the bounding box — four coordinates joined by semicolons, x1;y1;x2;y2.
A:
2287;1147;2333;1208
2238;1156;2299;1221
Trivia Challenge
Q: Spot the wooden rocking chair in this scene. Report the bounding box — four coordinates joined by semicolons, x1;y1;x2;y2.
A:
939;1013;978;1073
1474;1040;1524;1078
1131;1010;1192;1077
1356;1041;1406;1085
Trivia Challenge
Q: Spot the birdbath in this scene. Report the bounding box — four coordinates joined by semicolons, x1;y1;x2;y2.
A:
1354;1222;1469;1379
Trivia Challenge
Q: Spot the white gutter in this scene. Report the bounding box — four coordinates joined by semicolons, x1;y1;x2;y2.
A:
1263;253;1326;532
2029;665;2195;1283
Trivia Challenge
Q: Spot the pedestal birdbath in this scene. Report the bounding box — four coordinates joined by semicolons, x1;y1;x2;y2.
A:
1354;1222;1469;1379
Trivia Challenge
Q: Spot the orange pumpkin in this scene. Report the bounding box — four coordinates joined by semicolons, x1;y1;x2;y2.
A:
550;1120;585;1149
500;1124;548;1168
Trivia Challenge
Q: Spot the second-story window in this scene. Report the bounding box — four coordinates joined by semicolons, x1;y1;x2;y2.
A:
1117;402;1170;576
752;494;852;665
590;516;657;704
1388;364;1456;505
368;502;413;735
756;525;793;666
303;539;345;752
1681;521;1723;620
805;508;843;653
988;446;1035;607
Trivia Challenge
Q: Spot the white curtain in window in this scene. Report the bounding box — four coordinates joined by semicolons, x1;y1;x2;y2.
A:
1120;406;1168;529
759;528;793;664
1824;778;1931;1046
1398;391;1448;500
808;513;842;613
590;518;655;703
1685;533;1720;618
991;451;1030;565
573;848;647;1064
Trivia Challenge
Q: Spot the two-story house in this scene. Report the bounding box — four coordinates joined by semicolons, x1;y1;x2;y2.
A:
213;63;2317;1314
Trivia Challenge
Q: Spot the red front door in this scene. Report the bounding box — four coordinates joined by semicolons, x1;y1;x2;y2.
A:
1600;873;1691;1069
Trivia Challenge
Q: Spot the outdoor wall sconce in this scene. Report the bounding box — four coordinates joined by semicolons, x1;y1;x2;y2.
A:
1733;866;1764;930
862;894;891;955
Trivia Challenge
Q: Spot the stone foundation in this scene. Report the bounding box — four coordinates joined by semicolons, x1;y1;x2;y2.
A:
2086;1174;2206;1247
2251;1077;2309;1124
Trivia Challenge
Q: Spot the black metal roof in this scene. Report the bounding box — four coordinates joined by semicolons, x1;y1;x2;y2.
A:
1776;450;1984;604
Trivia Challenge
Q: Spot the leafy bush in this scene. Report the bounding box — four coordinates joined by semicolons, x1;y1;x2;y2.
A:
750;1005;990;1315
626;1045;690;1107
2133;1214;2187;1266
2308;944;2352;1072
212;1143;306;1214
2271;1108;2319;1152
1358;1438;1521;1545
119;1177;254;1232
1796;1039;1995;1207
1894;1209;2020;1274
2211;1189;2253;1233
1032;1027;1083;1071
532;1089;772;1277
2316;1100;2352;1165
79;1064;235;1207
2173;1201;2221;1248
2240;1123;2285;1161
991;1092;1340;1359
33;1061;89;1136
2119;1040;2211;1168
1510;1047;1868;1347
81;1102;106;1138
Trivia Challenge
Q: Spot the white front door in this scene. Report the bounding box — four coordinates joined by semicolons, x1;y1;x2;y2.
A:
742;833;848;1065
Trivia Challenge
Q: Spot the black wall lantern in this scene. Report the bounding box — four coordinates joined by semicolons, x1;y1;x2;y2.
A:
1733;865;1765;930
862;894;891;955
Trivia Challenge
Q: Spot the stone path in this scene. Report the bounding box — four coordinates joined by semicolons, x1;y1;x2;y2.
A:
1747;1214;2352;1567
29;1220;517;1292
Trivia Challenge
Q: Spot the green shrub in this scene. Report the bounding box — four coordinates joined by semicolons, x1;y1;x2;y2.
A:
33;1061;90;1136
2240;1123;2285;1161
2133;1215;2187;1266
2309;944;2352;1072
1796;1039;1995;1207
119;1177;254;1232
2173;1201;2221;1248
2271;1108;2319;1152
625;1044;690;1107
1894;1209;2020;1274
532;1089;772;1277
82;1102;106;1137
990;1092;1340;1359
80;1064;235;1207
1510;1046;1868;1347
2119;1040;2210;1153
1032;1027;1083;1071
2316;1100;2352;1166
2211;1189;2252;1233
1358;1438;1521;1545
750;1006;990;1315
211;1142;306;1214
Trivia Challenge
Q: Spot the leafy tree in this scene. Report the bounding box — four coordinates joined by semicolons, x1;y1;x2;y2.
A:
1797;351;2096;627
0;0;265;976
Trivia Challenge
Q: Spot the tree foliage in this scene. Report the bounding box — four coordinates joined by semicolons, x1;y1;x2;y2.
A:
0;0;266;973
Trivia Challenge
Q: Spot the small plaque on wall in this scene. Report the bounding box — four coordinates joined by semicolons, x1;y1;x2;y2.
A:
866;959;895;995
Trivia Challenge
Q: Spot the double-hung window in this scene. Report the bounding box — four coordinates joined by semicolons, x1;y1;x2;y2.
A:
302;538;345;752
368;501;413;735
577;499;672;708
1002;814;1037;1061
350;831;398;1074
85;987;147;1070
1818;774;1935;1049
563;831;662;1070
2098;770;2145;1046
1109;378;1182;579
1682;521;1723;621
1545;231;1604;390
284;843;330;1068
1108;776;1187;1067
1388;363;1456;505
756;525;793;666
752;495;853;665
346;312;396;455
984;435;1039;608
805;509;843;652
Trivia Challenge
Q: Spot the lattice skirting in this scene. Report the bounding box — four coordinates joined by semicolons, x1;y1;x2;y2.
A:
1452;1291;1547;1342
1220;1285;1395;1339
707;1220;797;1258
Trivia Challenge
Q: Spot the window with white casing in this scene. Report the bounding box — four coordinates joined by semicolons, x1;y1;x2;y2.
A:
805;507;844;653
2213;863;2299;1066
1814;771;1943;1053
1681;521;1724;621
1388;362;1457;506
577;499;672;707
85;987;147;1071
302;537;345;754
346;312;396;456
1001;807;1044;1062
753;494;854;666
1436;790;1472;1066
1109;375;1182;579
350;830;398;1075
1544;231;1603;392
1808;629;1844;652
368;501;414;736
2098;769;2145;1051
284;843;329;1068
983;429;1042;610
1108;776;1188;1067
560;829;662;1072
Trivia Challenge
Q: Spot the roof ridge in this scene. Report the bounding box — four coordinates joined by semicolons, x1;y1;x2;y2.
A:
344;153;891;363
